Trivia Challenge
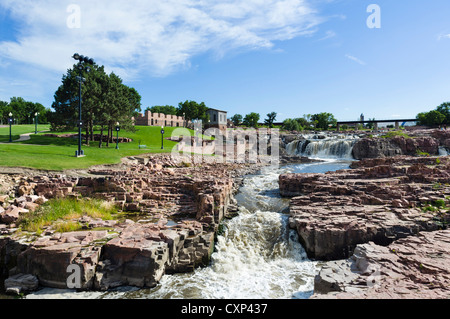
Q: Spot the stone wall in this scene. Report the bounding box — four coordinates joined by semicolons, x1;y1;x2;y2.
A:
135;111;184;127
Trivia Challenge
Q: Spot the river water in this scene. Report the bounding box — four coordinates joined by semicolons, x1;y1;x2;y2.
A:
27;160;351;299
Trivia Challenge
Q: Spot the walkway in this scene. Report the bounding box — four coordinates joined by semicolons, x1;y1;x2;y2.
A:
0;131;50;144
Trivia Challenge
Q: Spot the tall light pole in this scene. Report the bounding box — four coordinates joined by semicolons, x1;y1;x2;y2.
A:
72;53;94;157
161;126;165;150
115;122;120;150
35;112;39;134
8;112;13;143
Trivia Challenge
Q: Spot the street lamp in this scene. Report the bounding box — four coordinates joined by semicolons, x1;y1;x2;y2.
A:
72;53;94;157
161;126;165;150
115;122;120;150
8;112;13;143
35;112;39;134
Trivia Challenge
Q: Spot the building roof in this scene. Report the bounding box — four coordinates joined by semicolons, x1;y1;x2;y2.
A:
207;108;227;113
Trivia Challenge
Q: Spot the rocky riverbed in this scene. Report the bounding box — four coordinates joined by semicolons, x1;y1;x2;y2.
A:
279;155;450;298
0;154;269;295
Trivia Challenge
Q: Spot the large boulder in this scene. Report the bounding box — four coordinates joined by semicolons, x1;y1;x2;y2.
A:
312;230;450;299
352;136;440;160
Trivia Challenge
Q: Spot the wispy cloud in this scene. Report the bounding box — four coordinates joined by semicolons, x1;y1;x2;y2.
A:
317;30;336;41
437;33;450;41
0;0;323;80
345;54;366;66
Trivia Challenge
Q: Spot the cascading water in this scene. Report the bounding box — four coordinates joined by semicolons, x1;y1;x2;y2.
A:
286;134;359;159
27;162;350;300
439;147;449;156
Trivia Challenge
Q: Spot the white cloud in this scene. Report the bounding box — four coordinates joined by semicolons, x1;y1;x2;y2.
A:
317;30;336;41
437;33;450;41
345;54;366;66
0;0;322;80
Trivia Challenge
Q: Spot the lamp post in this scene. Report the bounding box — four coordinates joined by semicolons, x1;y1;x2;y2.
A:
8;112;13;143
35;112;39;134
161;126;165;150
115;122;120;150
72;53;94;157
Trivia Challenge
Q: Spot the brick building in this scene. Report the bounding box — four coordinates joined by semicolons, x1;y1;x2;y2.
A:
135;111;185;127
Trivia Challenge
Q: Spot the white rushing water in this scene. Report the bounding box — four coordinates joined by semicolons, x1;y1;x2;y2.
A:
27;161;351;300
439;147;449;156
286;134;359;159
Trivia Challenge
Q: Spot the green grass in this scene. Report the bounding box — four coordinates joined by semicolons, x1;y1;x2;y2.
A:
18;197;117;234
381;131;411;139
0;124;50;143
0;125;196;170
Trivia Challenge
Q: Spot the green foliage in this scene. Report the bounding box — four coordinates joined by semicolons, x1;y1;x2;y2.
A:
264;112;277;128
176;100;209;123
311;112;337;130
416;110;445;126
282;118;303;132
243;112;260;128
436;102;450;125
231;114;243;126
18;198;116;234
381;131;411;139
0;97;50;125
50;63;141;146
416;149;430;157
146;105;177;115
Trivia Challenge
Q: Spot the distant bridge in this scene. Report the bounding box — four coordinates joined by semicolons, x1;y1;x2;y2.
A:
336;119;417;131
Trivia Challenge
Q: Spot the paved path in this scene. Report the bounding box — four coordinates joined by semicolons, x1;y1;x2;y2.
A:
0;131;50;144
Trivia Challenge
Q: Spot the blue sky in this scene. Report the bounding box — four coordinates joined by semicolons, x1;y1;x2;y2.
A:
1;0;450;122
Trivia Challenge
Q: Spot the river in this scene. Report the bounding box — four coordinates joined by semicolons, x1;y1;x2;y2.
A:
27;160;352;299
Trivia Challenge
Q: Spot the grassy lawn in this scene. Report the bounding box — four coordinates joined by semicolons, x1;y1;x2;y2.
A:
0;124;50;143
0;125;194;170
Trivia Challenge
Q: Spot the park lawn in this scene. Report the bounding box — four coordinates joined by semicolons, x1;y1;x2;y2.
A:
0;125;50;143
0;126;194;170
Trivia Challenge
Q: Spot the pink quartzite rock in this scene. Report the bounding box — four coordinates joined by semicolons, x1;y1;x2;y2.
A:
280;156;450;260
312;230;450;299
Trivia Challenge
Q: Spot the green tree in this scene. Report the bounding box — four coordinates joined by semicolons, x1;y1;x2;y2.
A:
436;102;450;125
51;62;141;146
282;118;303;132
264;112;277;128
311;112;337;130
366;118;376;129
0;100;12;124
146;105;177;115
231;114;243;126
243;112;260;128
176;100;209;123
416;110;445;126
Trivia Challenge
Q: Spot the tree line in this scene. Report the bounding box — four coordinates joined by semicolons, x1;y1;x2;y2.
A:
230;112;337;131
416;102;450;127
145;101;211;124
0;97;51;125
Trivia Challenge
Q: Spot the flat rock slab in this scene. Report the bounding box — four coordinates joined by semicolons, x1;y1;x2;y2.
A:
313;230;450;299
280;156;450;260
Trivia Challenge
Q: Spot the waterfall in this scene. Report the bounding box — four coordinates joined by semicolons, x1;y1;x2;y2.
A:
439;147;449;156
286;134;359;159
